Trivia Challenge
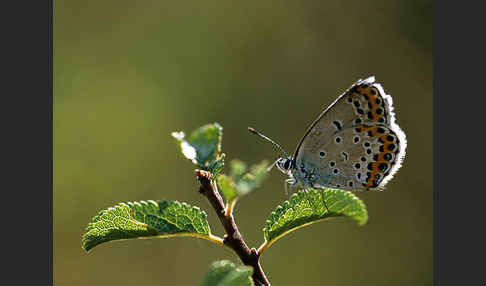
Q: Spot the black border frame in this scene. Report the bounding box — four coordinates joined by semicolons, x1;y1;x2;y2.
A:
435;0;485;285
7;0;486;285
3;0;53;285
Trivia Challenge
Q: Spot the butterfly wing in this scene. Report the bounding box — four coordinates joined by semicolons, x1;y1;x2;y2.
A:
292;123;406;190
292;76;406;190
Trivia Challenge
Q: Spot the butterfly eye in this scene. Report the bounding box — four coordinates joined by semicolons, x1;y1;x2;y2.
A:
283;160;290;170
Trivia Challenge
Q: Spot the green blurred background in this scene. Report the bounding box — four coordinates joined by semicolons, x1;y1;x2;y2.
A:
54;0;432;285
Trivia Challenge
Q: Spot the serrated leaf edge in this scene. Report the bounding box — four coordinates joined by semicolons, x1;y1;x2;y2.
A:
82;200;223;252
258;189;368;254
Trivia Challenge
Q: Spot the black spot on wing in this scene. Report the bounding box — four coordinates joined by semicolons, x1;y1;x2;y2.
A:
332;120;342;130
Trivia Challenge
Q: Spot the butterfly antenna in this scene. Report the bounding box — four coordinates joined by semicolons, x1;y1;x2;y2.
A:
248;127;289;158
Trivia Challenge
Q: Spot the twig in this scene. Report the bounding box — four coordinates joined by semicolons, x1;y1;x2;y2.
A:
225;198;237;217
195;169;270;286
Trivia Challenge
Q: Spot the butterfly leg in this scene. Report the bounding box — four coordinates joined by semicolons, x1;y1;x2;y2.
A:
284;179;294;195
284;178;295;195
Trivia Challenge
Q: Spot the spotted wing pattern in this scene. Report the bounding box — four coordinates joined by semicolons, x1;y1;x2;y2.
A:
292;76;406;191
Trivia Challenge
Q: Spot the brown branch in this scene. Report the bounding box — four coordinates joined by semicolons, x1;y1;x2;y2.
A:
195;169;270;286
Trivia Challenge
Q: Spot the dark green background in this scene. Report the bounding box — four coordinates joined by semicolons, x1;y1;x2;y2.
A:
54;0;432;285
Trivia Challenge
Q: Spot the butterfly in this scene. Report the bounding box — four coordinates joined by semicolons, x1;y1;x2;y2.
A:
249;76;407;195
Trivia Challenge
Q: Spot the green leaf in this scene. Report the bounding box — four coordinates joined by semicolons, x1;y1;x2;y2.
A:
201;260;254;286
235;160;268;196
262;189;368;249
207;153;226;177
82;200;219;252
216;174;238;203
172;123;224;173
230;160;247;181
216;160;268;202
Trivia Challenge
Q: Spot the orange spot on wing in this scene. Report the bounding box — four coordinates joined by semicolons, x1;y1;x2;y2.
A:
365;162;382;188
356;86;386;123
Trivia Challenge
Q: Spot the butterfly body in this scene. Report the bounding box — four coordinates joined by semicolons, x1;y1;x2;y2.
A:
269;76;406;192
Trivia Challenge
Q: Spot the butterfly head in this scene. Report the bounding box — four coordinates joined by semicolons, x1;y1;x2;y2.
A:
276;157;294;175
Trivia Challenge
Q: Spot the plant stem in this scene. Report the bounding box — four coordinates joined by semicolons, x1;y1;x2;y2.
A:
256;240;270;256
225;198;237;217
196;169;271;286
